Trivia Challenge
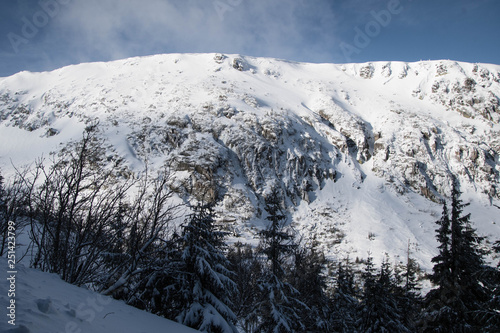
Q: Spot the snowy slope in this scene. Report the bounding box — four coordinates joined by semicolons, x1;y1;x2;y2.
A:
0;53;499;269
0;257;200;332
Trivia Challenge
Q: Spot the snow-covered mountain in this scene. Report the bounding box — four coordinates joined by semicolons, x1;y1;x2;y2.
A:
1;53;499;268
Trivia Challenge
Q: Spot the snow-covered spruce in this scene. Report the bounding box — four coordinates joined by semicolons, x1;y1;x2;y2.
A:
173;202;238;333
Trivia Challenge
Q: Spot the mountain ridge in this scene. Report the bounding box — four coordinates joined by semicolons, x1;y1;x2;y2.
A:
1;53;499;267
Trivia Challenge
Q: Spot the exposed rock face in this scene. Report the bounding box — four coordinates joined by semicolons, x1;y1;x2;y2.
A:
0;54;499;263
1;56;499;202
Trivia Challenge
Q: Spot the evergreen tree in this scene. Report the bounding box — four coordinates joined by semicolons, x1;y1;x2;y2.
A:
356;256;409;332
125;232;181;315
291;237;330;332
422;201;460;332
422;182;490;332
253;188;305;333
330;259;359;332
394;242;422;332
174;203;238;333
464;237;500;332
429;202;453;293
474;240;500;330
227;243;262;332
356;256;377;332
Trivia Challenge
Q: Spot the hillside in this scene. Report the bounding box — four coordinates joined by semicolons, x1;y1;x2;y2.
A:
0;257;200;332
0;53;499;268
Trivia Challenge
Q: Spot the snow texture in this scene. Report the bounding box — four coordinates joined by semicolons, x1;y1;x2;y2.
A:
0;257;200;332
0;53;499;271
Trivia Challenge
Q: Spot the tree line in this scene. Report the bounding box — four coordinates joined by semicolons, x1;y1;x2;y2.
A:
0;127;499;332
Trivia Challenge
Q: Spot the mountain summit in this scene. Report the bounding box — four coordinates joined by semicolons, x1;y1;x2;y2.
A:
1;53;499;265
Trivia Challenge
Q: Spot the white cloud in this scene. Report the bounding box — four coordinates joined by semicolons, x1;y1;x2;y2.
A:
48;0;342;64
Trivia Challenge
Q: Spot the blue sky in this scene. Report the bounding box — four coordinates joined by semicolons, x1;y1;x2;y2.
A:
1;0;499;77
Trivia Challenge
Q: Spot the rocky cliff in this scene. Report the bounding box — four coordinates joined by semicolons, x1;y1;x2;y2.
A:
1;54;499;265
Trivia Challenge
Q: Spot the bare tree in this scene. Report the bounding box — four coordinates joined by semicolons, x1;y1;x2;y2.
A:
101;164;180;298
0;168;30;256
17;125;136;285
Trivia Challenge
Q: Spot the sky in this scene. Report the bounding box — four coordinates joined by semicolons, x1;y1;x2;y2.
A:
0;0;499;77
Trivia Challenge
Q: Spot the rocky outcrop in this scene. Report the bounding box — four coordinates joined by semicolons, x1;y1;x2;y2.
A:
428;63;500;123
0;54;499;216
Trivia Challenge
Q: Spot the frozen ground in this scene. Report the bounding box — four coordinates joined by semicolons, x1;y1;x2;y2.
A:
0;256;200;333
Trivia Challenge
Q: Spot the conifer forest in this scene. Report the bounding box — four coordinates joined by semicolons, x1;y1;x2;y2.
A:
1;126;499;332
